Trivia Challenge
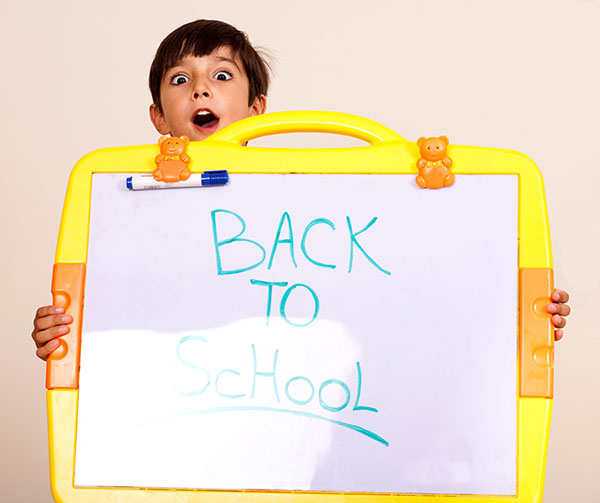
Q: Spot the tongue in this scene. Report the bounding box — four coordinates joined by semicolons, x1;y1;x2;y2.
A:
202;118;218;129
194;113;218;128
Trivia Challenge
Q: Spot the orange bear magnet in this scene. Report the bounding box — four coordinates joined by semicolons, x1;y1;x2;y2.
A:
153;135;191;183
416;136;454;189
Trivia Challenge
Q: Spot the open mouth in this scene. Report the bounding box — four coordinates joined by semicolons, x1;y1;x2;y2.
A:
193;110;219;130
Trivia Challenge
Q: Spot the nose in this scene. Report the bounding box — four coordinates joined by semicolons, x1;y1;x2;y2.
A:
192;79;212;100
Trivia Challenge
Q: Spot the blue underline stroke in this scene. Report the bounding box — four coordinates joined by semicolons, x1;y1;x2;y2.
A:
143;406;388;447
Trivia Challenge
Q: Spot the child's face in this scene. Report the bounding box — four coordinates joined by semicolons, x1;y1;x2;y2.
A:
150;46;266;142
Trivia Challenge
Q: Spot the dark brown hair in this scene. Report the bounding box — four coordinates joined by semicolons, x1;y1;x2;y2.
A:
149;19;271;113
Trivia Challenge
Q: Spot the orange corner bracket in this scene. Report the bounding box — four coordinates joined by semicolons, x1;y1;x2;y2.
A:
519;268;554;398
46;263;85;389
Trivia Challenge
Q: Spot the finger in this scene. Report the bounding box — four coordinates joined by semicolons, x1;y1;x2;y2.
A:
547;303;571;316
36;339;61;361
551;314;566;329
33;313;72;332
554;329;564;342
551;289;570;303
32;325;70;347
35;305;65;320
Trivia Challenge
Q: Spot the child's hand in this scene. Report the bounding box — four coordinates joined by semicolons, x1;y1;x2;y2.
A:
547;289;570;341
31;305;72;360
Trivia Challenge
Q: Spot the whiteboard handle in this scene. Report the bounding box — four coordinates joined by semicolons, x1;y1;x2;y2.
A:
207;111;406;146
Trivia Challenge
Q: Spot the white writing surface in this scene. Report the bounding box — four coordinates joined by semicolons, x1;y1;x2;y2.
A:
75;173;518;495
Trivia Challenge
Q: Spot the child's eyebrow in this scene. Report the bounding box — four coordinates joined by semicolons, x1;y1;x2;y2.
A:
166;62;187;73
213;56;241;71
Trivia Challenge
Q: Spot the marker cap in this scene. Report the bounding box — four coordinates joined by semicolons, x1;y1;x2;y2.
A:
201;170;229;186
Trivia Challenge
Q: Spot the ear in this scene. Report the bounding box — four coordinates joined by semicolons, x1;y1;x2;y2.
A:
180;135;189;145
249;94;267;117
149;104;171;135
439;135;449;145
158;135;169;145
417;137;426;148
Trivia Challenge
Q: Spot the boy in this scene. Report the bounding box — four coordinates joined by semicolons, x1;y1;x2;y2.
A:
31;19;571;360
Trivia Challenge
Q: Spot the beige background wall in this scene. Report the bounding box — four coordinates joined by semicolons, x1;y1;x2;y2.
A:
1;0;598;501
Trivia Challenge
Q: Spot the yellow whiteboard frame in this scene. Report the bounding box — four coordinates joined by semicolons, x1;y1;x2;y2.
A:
47;111;553;503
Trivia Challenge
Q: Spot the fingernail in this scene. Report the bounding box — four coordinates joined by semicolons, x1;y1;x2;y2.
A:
547;304;557;313
48;340;60;350
62;315;72;323
58;326;69;334
55;306;65;313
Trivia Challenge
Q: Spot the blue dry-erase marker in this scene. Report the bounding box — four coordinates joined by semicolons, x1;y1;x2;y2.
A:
126;170;229;190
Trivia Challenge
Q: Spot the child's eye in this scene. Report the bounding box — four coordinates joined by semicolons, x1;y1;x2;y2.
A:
170;74;190;85
214;71;232;81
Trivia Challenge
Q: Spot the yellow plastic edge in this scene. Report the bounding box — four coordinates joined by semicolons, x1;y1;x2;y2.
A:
48;391;551;502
